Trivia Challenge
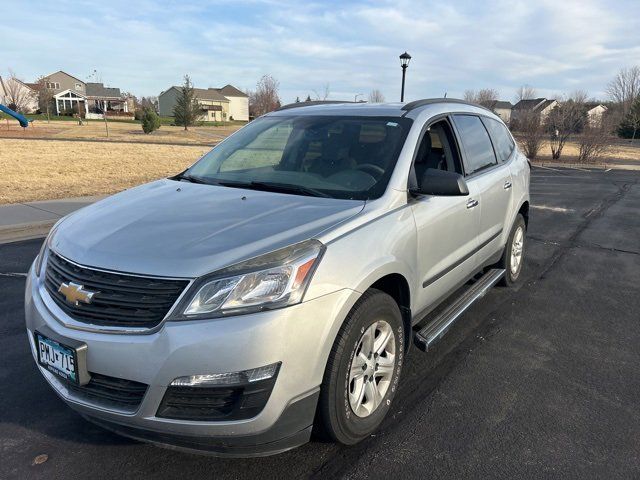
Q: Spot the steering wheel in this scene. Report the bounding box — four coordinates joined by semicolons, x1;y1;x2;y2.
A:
355;163;385;179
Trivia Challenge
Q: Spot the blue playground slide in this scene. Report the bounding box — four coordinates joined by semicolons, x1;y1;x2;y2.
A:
0;103;30;128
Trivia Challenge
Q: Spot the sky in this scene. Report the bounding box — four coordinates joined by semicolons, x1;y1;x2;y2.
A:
2;0;640;104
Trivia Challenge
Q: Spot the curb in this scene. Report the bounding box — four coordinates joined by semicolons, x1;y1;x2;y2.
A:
0;220;53;245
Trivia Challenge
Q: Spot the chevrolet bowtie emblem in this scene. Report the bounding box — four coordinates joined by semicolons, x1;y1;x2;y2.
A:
58;282;98;306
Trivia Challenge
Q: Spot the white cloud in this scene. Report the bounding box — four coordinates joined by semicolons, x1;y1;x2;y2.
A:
1;0;639;103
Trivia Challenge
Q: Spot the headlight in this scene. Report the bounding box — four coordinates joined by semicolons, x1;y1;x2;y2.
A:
35;225;59;277
171;239;325;319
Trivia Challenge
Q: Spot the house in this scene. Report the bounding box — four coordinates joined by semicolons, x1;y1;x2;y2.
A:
158;84;249;122
584;103;608;127
38;71;129;118
217;84;250;121
0;75;38;113
487;100;513;124
511;98;558;123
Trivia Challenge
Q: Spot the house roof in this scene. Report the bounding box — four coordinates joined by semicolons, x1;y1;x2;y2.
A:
216;84;248;98
584;102;607;112
86;82;121;98
164;86;230;102
488;100;512;110
513;98;557;111
537;99;557;111
0;76;37;95
42;70;85;84
513;98;545;110
195;87;229;102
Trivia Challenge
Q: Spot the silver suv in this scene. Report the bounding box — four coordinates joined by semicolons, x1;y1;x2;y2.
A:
25;99;529;456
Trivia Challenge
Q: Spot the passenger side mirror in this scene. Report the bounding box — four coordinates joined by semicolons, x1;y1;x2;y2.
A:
413;168;469;196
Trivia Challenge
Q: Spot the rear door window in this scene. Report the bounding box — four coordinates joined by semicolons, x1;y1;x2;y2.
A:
452;115;497;175
481;117;515;163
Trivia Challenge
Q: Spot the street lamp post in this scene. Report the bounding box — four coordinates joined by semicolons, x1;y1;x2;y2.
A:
399;52;411;102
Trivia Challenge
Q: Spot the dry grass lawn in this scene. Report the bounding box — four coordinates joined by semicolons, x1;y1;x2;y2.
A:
0;119;241;145
0;139;210;204
521;138;640;163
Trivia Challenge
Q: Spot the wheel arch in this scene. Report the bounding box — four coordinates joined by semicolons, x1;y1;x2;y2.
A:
366;273;413;353
518;200;529;229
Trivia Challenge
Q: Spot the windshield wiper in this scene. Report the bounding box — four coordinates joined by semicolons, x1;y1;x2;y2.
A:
216;180;330;198
177;175;331;198
177;173;217;185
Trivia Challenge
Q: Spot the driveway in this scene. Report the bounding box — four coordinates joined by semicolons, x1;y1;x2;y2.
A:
1;167;639;479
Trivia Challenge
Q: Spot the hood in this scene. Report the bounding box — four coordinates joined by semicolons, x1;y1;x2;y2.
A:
52;179;364;278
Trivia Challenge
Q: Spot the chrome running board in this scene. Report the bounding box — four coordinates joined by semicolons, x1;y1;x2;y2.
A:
414;269;505;352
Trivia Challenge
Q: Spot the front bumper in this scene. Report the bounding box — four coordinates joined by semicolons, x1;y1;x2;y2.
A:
25;262;358;456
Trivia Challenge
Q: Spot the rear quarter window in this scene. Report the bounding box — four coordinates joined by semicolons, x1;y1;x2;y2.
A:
453;115;497;175
482;117;515;163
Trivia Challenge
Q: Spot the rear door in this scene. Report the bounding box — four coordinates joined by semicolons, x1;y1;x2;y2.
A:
452;114;513;267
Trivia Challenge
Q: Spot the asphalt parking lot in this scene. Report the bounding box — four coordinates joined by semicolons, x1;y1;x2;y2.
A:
1;167;639;479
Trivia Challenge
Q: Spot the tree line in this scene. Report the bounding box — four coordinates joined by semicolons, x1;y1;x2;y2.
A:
464;66;640;163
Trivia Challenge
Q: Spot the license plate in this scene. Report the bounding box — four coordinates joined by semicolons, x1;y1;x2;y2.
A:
35;332;79;384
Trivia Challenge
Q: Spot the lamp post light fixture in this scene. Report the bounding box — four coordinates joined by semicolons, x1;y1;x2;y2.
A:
354;93;364;102
399;51;411;102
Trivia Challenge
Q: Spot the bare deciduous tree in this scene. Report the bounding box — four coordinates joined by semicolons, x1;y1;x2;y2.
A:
546;91;588;160
606;66;640;115
368;89;385;103
463;88;498;108
140;96;158;113
249;75;281;117
3;70;36;113
516;110;544;159
313;83;331;101
515;85;537;103
34;75;55;123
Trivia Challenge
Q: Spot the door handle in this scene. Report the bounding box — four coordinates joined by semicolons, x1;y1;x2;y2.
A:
504;181;512;190
466;199;479;209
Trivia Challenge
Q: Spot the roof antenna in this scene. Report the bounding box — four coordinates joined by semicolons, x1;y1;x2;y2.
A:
443;92;447;98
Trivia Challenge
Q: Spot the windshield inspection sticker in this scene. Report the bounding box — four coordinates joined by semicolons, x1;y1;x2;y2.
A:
387;122;399;127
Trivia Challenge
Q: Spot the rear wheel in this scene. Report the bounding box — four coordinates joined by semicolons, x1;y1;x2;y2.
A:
317;289;404;445
497;213;526;286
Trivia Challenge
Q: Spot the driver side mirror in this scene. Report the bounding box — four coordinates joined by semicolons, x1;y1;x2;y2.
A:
412;168;469;196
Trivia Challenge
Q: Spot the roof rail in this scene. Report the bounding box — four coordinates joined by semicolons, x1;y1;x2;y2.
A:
277;100;356;111
401;98;491;112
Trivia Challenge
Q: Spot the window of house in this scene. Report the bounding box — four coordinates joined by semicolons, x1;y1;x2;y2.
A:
453;115;498;175
75;83;82;90
481;117;515;163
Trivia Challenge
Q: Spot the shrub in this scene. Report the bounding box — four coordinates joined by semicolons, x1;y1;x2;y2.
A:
577;126;612;163
141;108;161;134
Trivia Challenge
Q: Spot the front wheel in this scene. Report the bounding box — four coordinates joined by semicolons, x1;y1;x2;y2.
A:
316;289;404;445
497;213;526;286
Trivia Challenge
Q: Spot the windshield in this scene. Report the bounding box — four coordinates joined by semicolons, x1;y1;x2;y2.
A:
184;115;412;200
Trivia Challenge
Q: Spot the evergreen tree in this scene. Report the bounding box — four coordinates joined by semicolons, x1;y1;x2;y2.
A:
141;107;161;134
173;75;201;131
305;94;312;102
617;96;640;141
295;96;300;103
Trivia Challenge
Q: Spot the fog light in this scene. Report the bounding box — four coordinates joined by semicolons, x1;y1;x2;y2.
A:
170;362;280;387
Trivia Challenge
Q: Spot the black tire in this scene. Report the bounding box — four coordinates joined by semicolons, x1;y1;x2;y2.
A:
316;289;404;445
497;213;526;286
